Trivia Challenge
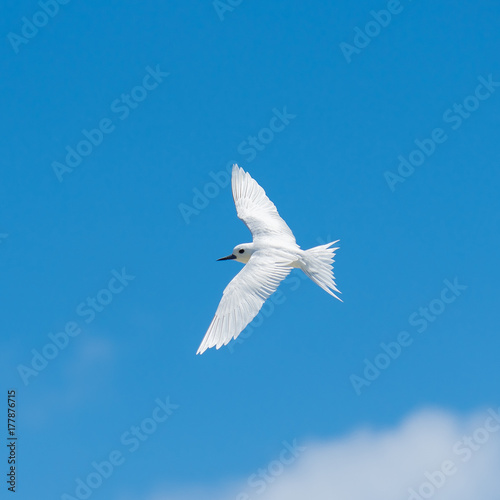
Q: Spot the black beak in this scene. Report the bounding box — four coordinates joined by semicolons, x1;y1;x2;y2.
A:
217;254;236;261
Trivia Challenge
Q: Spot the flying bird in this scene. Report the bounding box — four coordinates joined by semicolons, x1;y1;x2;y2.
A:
197;164;341;354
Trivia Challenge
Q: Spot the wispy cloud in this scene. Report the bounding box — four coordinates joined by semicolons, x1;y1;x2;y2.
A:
138;407;500;500
22;332;117;430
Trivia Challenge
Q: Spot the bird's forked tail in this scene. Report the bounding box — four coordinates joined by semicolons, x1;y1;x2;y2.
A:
299;240;342;301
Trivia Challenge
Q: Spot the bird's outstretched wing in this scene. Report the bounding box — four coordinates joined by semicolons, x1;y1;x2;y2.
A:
232;164;296;244
197;251;292;354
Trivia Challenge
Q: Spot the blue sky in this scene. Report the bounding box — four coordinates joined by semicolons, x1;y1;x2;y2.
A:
1;1;500;499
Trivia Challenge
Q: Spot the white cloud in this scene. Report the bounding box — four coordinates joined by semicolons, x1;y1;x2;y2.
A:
140;407;500;500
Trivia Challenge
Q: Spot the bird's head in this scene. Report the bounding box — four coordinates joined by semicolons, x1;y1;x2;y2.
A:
217;243;254;264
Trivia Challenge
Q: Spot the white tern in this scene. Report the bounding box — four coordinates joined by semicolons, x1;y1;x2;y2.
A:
197;164;341;354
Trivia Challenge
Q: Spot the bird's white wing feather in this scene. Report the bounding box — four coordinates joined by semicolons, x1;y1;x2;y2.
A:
197;251;292;354
232;164;296;244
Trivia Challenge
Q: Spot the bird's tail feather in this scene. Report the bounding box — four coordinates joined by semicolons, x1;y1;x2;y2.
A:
300;240;342;301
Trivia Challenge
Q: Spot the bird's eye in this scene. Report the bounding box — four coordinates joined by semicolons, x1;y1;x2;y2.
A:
238;249;244;254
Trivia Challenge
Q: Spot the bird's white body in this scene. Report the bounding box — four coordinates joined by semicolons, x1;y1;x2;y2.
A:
197;165;341;354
